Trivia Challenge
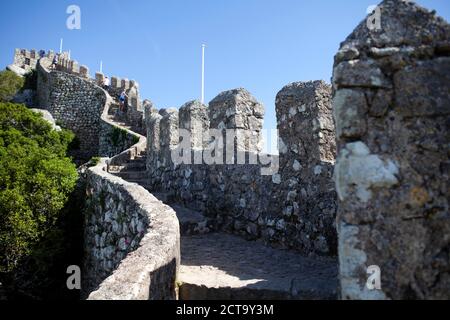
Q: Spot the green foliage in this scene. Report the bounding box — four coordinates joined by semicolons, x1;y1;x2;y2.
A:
110;126;128;147
132;135;140;145
0;70;25;102
67;134;81;151
0;103;78;273
89;156;101;167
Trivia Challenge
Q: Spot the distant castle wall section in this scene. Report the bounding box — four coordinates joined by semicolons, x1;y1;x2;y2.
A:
37;59;106;160
12;48;56;71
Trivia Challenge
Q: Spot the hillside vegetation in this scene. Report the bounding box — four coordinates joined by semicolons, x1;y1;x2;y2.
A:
0;103;79;298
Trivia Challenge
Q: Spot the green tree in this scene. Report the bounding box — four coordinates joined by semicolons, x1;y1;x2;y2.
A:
0;70;25;102
0;103;78;273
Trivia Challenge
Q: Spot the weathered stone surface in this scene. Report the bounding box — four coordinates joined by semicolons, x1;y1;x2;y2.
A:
333;60;391;89
179;100;209;150
83;159;180;300
11;48;55;72
37;59;106;161
333;0;450;300
394;57;450;117
341;0;450;49
334;142;399;203
209;88;264;152
171;204;214;236
179;233;338;300
275;81;337;255
333;89;367;139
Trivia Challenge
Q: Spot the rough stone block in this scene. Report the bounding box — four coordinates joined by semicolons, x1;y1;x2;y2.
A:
179;100;209;150
95;72;105;86
159;108;179;166
209;88;264;153
334;0;450;300
79;65;89;78
121;79;129;90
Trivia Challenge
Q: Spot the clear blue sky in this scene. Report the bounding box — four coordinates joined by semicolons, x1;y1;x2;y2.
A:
1;0;449;131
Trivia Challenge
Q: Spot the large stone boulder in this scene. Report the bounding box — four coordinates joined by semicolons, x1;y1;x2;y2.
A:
30;108;61;131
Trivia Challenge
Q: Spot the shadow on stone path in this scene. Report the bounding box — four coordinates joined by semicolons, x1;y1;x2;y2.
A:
179;233;338;300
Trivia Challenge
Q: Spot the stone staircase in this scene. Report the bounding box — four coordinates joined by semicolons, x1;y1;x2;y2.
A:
108;152;153;192
106;98;143;134
105;93;338;301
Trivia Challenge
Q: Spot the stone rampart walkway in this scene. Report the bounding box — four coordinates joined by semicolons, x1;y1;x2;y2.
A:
105;89;338;300
178;233;337;300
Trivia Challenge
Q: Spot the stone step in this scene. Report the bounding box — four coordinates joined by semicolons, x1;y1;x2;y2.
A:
179;233;338;300
170;205;214;236
115;170;147;180
127;155;146;163
120;161;146;171
114;177;152;190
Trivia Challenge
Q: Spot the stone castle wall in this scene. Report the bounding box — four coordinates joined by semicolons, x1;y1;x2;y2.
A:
36;58;142;161
83;158;180;300
334;0;450;299
145;85;338;256
55;55;90;79
37;59;106;160
12;48;56;72
96;73;145;134
274;81;337;254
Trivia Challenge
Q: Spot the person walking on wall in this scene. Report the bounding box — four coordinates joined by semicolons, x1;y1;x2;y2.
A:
103;76;110;90
119;90;128;113
51;55;58;69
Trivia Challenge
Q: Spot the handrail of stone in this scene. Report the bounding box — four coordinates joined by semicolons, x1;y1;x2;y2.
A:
85;159;180;300
100;94;147;168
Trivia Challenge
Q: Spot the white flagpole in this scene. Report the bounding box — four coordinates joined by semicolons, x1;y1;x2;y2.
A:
201;44;206;104
60;38;63;54
100;60;103;73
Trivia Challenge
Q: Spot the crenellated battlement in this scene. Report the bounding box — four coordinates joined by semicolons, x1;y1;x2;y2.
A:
94;74;137;91
12;48;56;71
144;84;337;255
11;48;147;136
146;89;268;171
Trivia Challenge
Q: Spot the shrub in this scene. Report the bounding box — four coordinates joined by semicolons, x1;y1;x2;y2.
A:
110;126;128;147
0;103;78;273
0;70;25;102
89;156;101;167
132;135;140;145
